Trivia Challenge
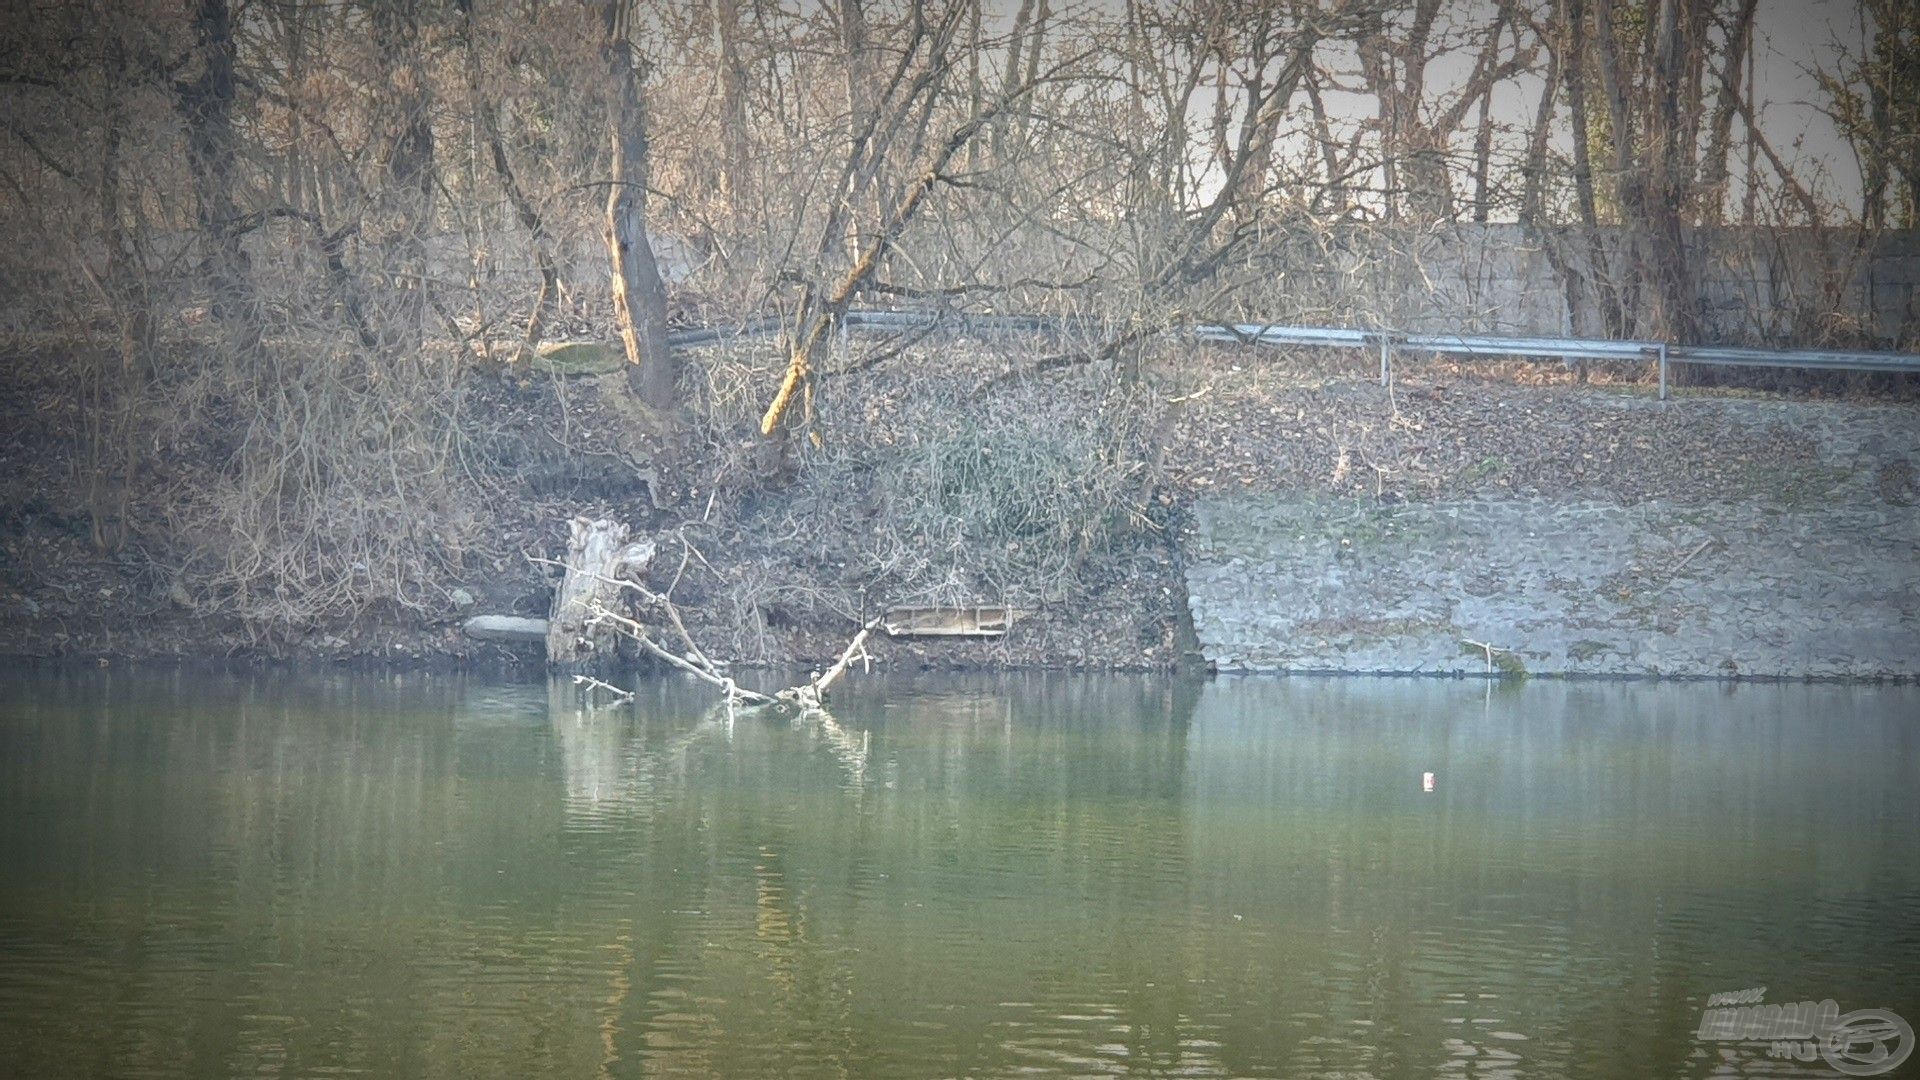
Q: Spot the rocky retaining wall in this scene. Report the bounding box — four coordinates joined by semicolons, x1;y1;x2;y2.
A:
1183;491;1920;681
1183;395;1920;681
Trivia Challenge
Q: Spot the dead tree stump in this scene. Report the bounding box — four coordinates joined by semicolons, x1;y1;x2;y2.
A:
547;517;654;670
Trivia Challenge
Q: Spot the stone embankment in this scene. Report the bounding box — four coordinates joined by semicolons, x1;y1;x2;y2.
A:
1183;402;1920;679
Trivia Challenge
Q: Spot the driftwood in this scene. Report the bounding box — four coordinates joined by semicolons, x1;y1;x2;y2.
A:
561;525;883;721
524;517;881;719
462;614;549;642
780;616;882;713
547;517;655;670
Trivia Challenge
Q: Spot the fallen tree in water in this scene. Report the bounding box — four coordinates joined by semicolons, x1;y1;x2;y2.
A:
587;599;881;720
527;516;881;719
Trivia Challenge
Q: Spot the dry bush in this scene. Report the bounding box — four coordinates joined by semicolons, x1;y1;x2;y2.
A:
156;336;502;642
799;345;1158;608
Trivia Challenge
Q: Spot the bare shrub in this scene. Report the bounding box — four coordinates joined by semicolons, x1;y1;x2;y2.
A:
155;334;500;640
800;347;1157;608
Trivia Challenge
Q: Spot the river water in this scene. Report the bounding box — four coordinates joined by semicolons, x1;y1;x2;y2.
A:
0;669;1915;1078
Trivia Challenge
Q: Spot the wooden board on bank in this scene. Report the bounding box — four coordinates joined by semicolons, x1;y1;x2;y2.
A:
882;606;1022;638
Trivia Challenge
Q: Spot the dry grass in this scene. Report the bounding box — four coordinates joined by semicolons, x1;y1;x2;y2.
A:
151;334;507;642
654;334;1168;661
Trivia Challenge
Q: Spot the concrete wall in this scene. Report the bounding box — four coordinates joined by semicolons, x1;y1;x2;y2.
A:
1180;400;1920;681
1245;225;1920;349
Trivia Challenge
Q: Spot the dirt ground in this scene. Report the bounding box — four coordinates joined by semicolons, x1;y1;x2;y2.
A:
2;333;1914;672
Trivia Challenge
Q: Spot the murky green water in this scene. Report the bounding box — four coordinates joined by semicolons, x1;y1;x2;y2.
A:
0;670;1915;1078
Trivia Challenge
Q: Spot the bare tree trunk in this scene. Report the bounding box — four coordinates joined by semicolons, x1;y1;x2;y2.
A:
600;0;677;410
1519;0;1562;225
1586;0;1637;336
965;0;982;171
464;0;557;366
1645;0;1699;341
839;0;881;254
179;0;256;361
713;0;751;210
1592;0;1635;199
283;0;307;215
1564;0;1600;232
1222;20;1322;221
1303;68;1347;217
1852;0;1915;229
1471;79;1496;222
374;0;436;351
1696;0;1756;222
1009;0;1050;152
991;0;1036;164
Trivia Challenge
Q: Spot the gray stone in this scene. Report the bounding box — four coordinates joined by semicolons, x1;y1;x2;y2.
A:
1183;482;1920;680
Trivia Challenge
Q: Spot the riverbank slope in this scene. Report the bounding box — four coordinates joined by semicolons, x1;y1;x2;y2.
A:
3;338;1915;677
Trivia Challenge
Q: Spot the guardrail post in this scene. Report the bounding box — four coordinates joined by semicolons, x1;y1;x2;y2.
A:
1657;343;1669;400
1379;334;1391;388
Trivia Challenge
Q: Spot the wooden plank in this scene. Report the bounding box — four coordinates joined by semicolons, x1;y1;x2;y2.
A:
882;606;1021;638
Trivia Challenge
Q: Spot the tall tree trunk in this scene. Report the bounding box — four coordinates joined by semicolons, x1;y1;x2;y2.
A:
1008;0;1050;153
284;0;307;215
1564;0;1625;336
374;0;436;351
1742;21;1757;225
1696;0;1757;222
601;0;676;410
180;0;256;361
713;0;751;211
1470;79;1496;222
1519;0;1562;225
1645;0;1698;341
991;0;1036;164
839;0;880;256
1303;68;1347;216
965;0;982;171
464;0;558;365
1590;0;1642;335
1592;0;1635;204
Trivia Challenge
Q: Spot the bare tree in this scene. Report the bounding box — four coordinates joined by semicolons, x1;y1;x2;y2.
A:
600;0;676;409
178;0;255;359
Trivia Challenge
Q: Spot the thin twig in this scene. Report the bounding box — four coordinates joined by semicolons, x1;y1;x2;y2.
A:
584;603;775;705
572;673;634;708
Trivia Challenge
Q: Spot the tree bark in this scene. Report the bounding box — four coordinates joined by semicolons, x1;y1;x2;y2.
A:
1518;0;1562;225
464;0;558;366
1639;0;1700;341
713;0;751;209
373;0;437;351
600;0;677;410
547;517;655;670
179;0;256;360
839;0;882;254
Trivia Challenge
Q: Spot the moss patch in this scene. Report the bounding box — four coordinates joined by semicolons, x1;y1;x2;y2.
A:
534;341;624;376
1568;639;1612;662
1459;640;1529;678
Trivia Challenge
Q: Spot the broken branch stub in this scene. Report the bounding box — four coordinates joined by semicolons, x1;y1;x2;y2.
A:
547;517;654;669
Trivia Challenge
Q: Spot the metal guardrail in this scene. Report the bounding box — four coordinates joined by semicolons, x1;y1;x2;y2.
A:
669;309;1920;399
1205;323;1920;397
